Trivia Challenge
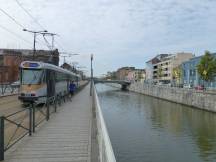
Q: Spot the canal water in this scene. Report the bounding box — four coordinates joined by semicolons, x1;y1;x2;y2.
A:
96;84;216;162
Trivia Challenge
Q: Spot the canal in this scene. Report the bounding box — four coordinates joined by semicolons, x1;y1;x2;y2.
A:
96;84;216;162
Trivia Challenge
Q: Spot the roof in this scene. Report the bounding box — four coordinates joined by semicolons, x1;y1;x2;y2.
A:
182;53;216;65
117;67;135;71
20;61;80;78
0;49;59;56
146;54;171;64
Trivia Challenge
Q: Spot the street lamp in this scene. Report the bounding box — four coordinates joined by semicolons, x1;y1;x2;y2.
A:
23;29;48;60
90;54;93;96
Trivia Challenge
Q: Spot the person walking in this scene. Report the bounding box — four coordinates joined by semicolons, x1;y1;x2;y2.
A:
69;81;76;97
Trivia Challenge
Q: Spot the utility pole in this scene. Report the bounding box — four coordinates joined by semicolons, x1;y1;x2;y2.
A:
90;54;93;96
23;29;48;60
41;32;58;50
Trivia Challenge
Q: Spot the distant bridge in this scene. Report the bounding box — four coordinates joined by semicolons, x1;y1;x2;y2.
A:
94;79;131;90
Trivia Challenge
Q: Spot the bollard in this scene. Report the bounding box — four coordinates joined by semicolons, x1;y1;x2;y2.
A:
29;108;32;136
46;100;50;121
0;117;4;161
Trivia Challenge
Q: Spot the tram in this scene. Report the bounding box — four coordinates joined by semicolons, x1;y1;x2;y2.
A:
18;61;80;104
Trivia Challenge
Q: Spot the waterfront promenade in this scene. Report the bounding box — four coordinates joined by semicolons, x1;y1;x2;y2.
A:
4;84;93;162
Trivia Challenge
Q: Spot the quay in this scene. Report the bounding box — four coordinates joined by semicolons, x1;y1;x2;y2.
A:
1;84;116;162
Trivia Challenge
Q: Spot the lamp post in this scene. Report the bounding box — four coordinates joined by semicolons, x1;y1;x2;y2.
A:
23;29;48;60
90;54;93;96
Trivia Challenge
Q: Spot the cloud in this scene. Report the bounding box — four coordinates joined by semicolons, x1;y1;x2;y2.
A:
0;0;216;76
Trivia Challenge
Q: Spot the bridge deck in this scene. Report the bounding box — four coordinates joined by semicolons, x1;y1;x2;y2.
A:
5;85;92;162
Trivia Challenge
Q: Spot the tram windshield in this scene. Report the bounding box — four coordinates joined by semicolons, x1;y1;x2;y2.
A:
21;69;44;85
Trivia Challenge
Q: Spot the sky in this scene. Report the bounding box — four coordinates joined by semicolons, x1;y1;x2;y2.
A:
0;0;216;76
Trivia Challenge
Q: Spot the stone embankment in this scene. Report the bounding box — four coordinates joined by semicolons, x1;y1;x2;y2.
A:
129;82;216;112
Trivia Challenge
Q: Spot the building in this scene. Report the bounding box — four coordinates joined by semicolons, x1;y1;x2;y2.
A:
61;62;85;80
136;69;146;82
182;53;216;88
145;54;170;83
154;52;193;83
126;69;146;83
0;49;59;83
126;71;135;82
116;67;135;80
147;52;193;84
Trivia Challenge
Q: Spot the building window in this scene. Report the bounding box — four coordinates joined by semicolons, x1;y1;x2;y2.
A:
190;69;194;76
0;56;3;66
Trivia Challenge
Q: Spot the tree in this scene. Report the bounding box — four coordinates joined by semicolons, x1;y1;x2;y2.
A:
157;67;163;78
197;51;216;85
172;66;182;84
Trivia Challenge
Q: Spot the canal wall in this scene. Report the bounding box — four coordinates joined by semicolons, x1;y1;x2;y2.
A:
129;82;216;112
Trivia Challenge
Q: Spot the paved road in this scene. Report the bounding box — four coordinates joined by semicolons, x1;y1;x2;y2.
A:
0;95;23;116
5;84;92;162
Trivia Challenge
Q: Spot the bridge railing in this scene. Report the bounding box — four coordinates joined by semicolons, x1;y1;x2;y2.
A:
92;83;116;162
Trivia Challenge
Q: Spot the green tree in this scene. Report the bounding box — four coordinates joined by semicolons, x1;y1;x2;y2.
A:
157;67;163;78
197;51;216;85
172;66;182;84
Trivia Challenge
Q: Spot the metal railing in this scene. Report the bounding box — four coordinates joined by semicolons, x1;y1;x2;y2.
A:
93;83;116;162
0;93;71;161
0;83;19;96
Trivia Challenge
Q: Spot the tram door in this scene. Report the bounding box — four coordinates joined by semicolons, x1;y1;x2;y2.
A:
46;70;55;97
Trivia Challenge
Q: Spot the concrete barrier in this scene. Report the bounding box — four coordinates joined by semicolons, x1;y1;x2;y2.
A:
93;84;116;162
129;82;216;112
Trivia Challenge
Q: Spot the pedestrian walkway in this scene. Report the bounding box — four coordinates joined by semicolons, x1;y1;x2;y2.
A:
5;84;92;162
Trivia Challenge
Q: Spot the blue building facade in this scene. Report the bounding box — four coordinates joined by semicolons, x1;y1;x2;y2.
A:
182;53;216;88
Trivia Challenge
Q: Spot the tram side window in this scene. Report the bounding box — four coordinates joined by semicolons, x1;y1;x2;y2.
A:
56;72;61;82
56;72;67;82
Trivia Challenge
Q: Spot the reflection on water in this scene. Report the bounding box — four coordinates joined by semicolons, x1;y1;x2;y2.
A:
96;84;216;162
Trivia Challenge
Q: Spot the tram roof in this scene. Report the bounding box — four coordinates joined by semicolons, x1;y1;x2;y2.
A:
20;61;80;78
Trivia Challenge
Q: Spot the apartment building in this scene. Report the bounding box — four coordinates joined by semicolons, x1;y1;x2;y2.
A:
126;69;146;82
116;67;135;80
152;52;194;83
145;54;170;83
182;53;216;88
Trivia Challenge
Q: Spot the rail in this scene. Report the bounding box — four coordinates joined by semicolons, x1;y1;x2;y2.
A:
93;83;116;162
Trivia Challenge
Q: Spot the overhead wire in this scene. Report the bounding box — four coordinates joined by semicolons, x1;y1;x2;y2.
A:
0;0;66;52
13;0;62;51
0;24;32;48
0;7;25;29
13;0;68;52
0;5;51;50
14;0;46;30
42;35;52;50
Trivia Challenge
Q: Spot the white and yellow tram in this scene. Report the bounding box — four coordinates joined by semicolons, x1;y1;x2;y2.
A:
18;61;80;104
